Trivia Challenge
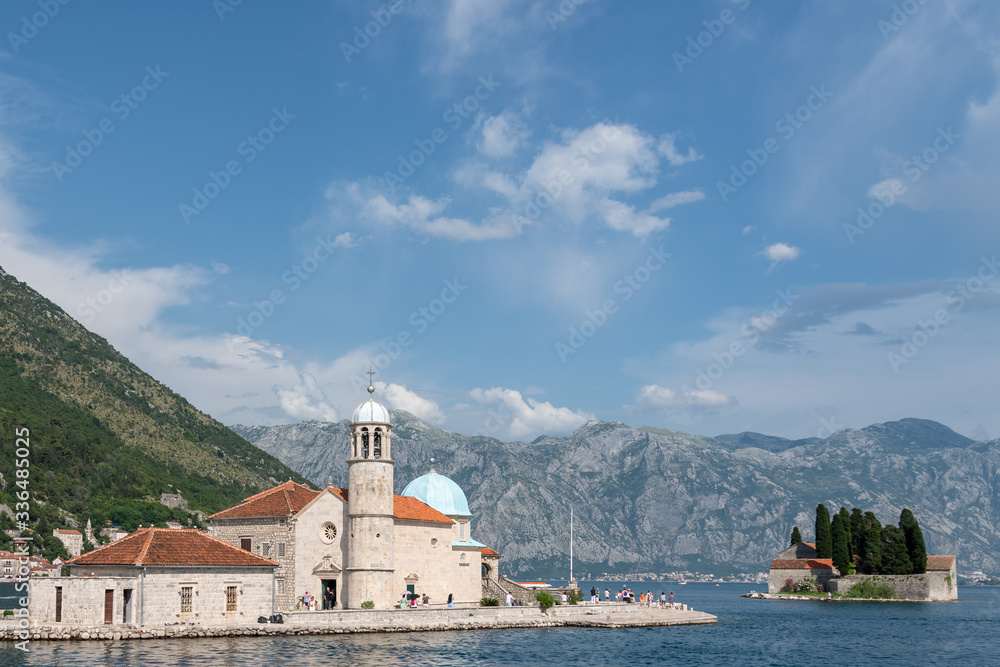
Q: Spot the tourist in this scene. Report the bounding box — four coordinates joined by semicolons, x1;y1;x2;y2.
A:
448;593;454;608
590;586;597;603
639;591;645;606
410;595;418;609
302;591;310;610
616;590;622;603
561;592;568;603
325;585;334;610
647;591;653;607
400;593;409;609
422;593;429;608
659;592;666;608
605;588;610;603
669;592;675;609
308;594;316;611
506;592;513;607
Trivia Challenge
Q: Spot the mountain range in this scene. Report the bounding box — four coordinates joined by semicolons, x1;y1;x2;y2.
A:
233;414;1000;577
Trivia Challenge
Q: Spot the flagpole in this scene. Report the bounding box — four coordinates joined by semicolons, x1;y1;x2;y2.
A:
570;506;574;585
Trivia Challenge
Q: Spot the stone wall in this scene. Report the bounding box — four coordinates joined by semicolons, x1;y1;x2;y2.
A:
768;568;836;593
212;517;296;610
827;571;958;601
392;520;481;608
33;568;276;627
292;491;349;612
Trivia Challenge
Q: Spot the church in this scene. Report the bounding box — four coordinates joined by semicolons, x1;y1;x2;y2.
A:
209;379;494;610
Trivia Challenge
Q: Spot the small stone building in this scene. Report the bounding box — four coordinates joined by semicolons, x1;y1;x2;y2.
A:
768;558;838;592
29;527;278;626
53;529;83;558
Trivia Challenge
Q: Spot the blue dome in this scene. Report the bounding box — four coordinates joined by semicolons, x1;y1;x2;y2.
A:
401;472;471;517
352;399;390;424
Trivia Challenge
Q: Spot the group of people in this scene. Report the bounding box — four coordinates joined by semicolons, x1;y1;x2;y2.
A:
580;586;677;609
299;586;338;611
399;592;456;609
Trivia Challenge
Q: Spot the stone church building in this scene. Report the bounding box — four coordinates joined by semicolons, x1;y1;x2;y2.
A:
210;383;491;610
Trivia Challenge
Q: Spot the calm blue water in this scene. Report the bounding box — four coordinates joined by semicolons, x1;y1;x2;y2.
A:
1;583;997;666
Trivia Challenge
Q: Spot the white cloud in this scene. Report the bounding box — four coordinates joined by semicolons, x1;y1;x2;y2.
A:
742;225;756;235
636;384;733;409
761;242;801;273
364;194;518;241
469;386;594;439
657;133;703;167
649;190;705;212
477;110;531;157
375;381;445;424
274;373;338;421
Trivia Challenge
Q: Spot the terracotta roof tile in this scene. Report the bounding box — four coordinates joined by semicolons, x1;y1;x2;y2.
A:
393;495;454;524
770;558;835;570
54;529;82;535
926;555;956;571
68;528;278;568
209;481;319;519
481;547;501;556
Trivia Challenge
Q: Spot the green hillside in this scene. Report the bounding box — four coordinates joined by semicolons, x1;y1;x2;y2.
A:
0;266;310;559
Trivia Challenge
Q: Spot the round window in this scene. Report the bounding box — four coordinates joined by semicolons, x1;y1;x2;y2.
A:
320;522;337;544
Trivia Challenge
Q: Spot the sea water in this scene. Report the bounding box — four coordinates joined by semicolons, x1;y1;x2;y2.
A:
1;582;997;666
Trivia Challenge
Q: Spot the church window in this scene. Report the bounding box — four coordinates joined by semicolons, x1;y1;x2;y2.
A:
460;554;467;565
361;428;369;459
373;428;382;459
430;538;438;547
277;579;285;595
321;522;337;544
226;586;238;612
180;587;193;613
278;518;286;527
277;542;286;557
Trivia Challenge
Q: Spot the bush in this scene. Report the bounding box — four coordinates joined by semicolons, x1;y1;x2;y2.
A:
361;601;375;609
535;591;555;611
567;588;583;605
784;577;795;592
847;580;896;599
480;597;500;607
2;610;12;617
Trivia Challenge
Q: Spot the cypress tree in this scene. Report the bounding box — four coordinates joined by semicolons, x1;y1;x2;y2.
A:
899;509;927;574
815;504;832;558
838;507;852;556
831;512;851;573
880;525;913;575
860;511;882;574
790;526;802;545
850;508;864;557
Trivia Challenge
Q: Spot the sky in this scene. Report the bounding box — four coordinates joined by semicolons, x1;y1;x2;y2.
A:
1;0;999;442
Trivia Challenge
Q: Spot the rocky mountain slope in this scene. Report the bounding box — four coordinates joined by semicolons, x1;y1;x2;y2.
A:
233;415;1000;577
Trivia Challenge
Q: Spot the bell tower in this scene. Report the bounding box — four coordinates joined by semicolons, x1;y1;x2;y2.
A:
344;370;395;609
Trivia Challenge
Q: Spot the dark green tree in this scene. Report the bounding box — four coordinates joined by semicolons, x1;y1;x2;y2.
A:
850;508;865;556
815;503;832;558
859;511;883;574
880;525;913;575
831;512;851;573
899;509;927;574
838;507;852;556
790;526;802;545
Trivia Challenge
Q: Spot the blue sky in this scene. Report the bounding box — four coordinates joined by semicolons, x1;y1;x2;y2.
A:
1;0;999;441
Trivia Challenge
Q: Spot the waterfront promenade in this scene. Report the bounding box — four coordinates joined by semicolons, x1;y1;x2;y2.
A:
0;603;716;642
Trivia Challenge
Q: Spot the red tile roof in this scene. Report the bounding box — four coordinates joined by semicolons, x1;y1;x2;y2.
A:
770;558;835;570
208;480;319;519
327;487;453;524
54;529;82;535
481;547;501;556
802;542;816;549
210;482;454;525
68;528;279;568
926;555;956;571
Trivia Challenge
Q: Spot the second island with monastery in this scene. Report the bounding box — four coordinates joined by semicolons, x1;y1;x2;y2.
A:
8;381;717;641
